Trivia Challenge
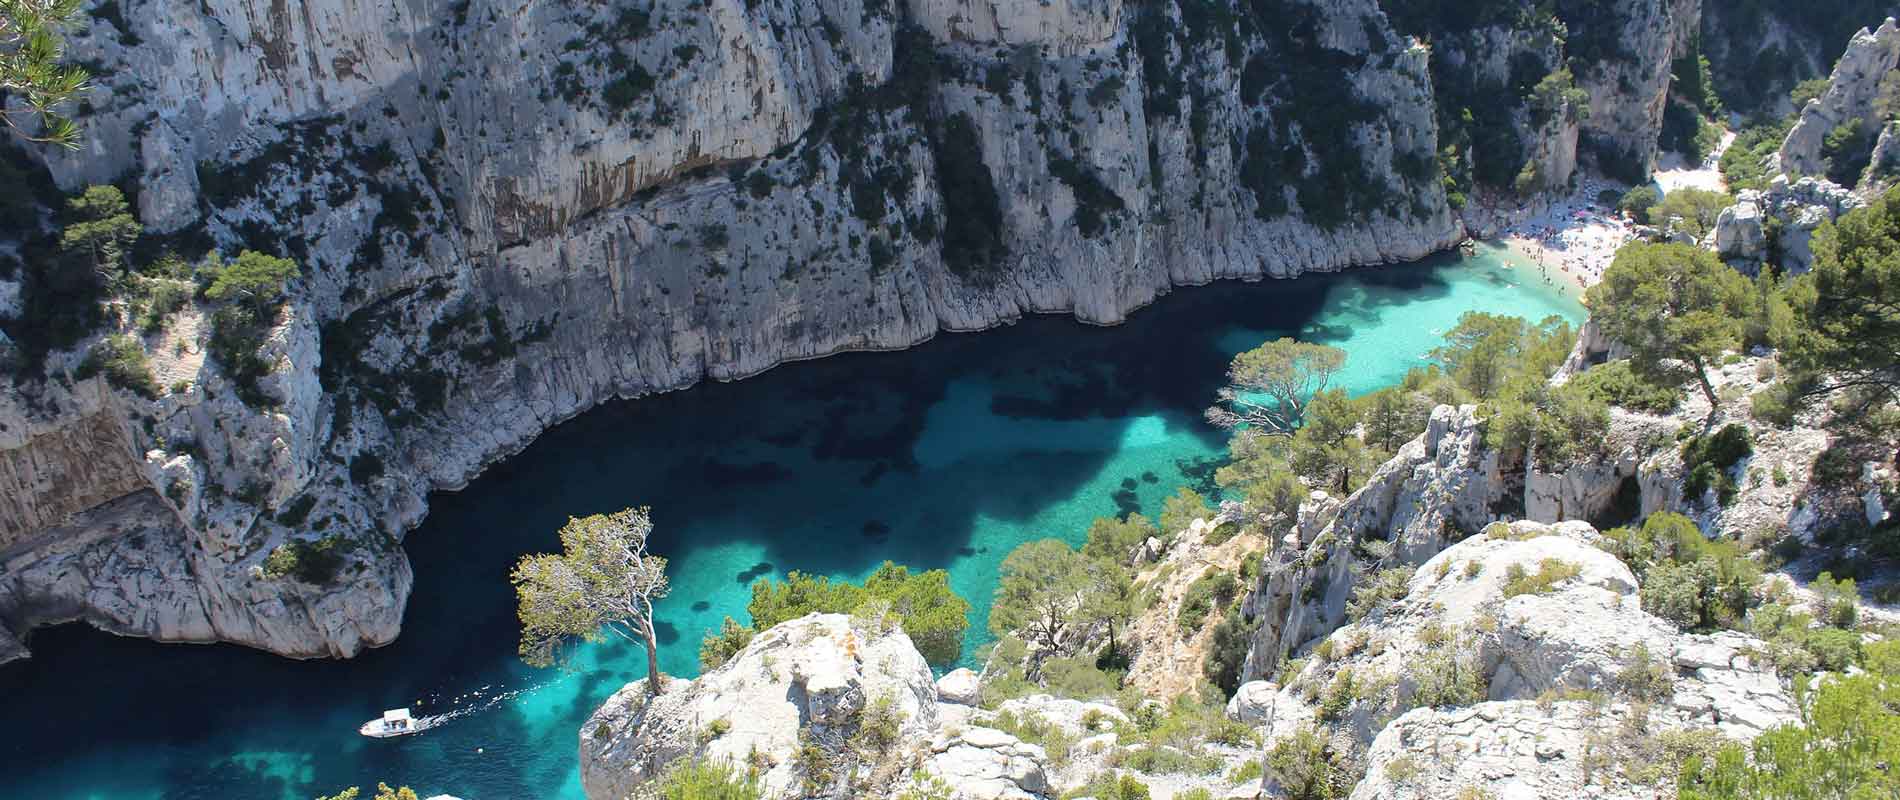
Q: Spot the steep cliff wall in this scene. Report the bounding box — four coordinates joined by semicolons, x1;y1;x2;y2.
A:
0;0;1685;662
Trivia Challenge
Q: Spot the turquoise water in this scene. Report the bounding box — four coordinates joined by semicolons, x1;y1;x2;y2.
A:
0;246;1578;800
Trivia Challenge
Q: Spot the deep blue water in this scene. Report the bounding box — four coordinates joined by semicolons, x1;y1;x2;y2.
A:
0;246;1580;800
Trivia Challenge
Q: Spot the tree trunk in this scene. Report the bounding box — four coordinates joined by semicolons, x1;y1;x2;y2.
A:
643;626;663;696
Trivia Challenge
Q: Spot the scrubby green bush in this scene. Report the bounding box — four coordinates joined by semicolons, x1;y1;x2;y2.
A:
656;758;762;800
1569;359;1684;413
1681;424;1753;505
1203;609;1257;697
1084;514;1159;562
1678;641;1900;799
260;534;351;585
744;562;969;667
76;334;159;398
1346;566;1414;622
1501;558;1583;597
1178;571;1239;632
698;616;753;670
1606;513;1760;630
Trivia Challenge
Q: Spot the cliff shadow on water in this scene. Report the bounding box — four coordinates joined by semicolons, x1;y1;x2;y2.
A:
0;252;1578;800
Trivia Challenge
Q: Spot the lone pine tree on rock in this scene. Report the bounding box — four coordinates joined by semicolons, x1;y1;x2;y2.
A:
513;507;671;696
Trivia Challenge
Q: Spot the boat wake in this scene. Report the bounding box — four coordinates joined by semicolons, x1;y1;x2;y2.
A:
377;677;569;735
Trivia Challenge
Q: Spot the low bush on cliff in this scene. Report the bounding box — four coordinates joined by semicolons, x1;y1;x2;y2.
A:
1605;512;1759;631
724;561;970;668
260;534;353;585
1678;640;1900;799
75;334;159;398
1569;359;1685;414
1680;424;1753;505
654;758;762;800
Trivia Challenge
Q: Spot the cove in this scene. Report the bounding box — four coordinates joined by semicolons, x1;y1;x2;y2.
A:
0;245;1580;800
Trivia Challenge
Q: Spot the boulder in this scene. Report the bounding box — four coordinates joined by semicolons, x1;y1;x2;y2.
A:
921;726;1052;800
1226;680;1280;725
938;668;983;706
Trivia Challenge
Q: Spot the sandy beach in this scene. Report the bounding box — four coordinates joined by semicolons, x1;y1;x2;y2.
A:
1491;134;1734;300
1495;178;1638;300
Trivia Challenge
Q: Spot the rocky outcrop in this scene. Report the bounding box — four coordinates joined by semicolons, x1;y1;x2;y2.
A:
1238;403;1505;683
1574;0;1702;175
1350;701;1688;800
1124;516;1269;700
580;612;939;799
1248;519;1794;790
1777;18;1900;180
1712;177;1866;273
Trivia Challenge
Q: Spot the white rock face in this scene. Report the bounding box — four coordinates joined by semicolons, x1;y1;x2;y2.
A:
1240;404;1505;682
579;613;938;800
1255;520;1795;765
0;0;1700;664
1711;177;1866;273
920;726;1052;800
1351;701;1682;800
1778;18;1900;179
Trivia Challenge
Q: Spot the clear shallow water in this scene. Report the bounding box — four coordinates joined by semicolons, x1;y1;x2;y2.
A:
0;245;1578;800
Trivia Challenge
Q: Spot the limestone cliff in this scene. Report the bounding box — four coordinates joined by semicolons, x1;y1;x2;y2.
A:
0;0;1691;662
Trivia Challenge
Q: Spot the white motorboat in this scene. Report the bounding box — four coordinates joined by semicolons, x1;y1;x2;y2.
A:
359;707;428;738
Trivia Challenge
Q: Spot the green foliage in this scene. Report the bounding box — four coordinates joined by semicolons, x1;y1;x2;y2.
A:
1209;338;1347;437
1720;122;1795;193
1587;243;1752;410
698;616;753;671
1809;571;1860;629
1653;189;1732;244
1203;609;1258;697
1408;624;1488;709
1047;156;1125;238
1678;641;1900;799
1789;77;1831;110
1346;566;1414;622
1681;424;1754;505
261;534;352;585
1660;99;1722;163
1482;379;1610;468
1064;773;1151;800
1084;514;1158;563
745;561;970;667
1821;118;1874;186
991;538;1099;659
1619;186;1660;224
1617;642;1677;701
1569;359;1684;413
60;185;141;279
76;334;158;398
1177;570;1239;632
1501;558;1583;597
1783;186;1900;400
203;249;299;308
0;0;91;148
656;758;763;800
933;112;1006;280
1431;312;1575;400
512;508;670;688
316;784;420;800
1266;725;1348;800
1605;512;1760;630
1159;487;1210;538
